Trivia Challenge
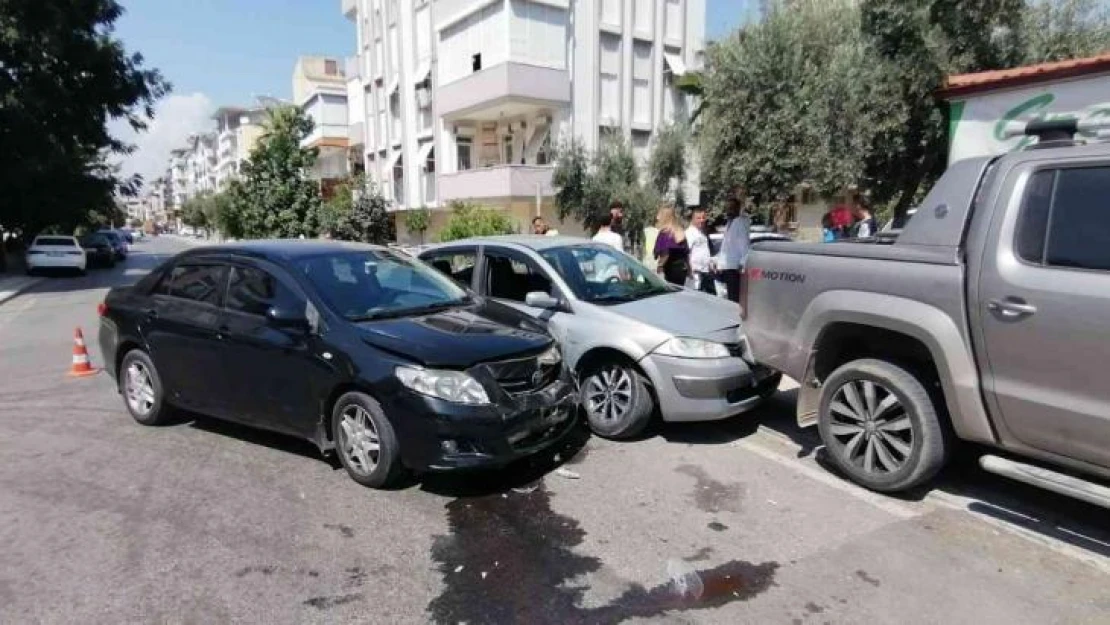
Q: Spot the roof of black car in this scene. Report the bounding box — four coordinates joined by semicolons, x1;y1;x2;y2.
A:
181;239;387;261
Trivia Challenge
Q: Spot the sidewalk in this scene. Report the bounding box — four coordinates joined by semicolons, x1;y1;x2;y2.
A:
0;274;43;306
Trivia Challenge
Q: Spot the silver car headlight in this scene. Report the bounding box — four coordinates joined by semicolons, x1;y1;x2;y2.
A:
395;366;490;405
653;337;730;359
537;345;561;366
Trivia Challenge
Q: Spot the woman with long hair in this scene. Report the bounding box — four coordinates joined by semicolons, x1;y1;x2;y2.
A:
652;204;690;286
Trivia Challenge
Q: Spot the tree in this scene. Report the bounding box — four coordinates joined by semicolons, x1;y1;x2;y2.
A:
319;176;394;243
404;207;431;244
1020;0;1110;63
437;201;514;242
224;106;322;238
0;0;170;243
647;124;689;208
181;195;211;235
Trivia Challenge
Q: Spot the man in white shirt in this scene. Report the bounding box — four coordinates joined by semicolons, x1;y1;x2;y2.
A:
591;212;624;251
685;208;715;294
715;195;750;303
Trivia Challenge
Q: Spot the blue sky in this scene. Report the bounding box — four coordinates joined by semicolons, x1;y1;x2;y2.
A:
113;0;752;183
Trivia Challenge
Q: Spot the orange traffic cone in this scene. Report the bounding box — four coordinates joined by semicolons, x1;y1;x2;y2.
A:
69;327;98;377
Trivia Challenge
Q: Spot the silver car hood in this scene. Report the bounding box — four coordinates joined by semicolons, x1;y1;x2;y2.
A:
608;290;742;342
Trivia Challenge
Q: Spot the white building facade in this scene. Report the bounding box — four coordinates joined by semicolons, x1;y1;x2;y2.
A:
342;0;705;241
213;106;271;188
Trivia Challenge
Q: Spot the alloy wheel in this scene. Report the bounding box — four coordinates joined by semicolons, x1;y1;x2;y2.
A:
584;366;633;424
125;361;156;416
339;405;381;476
827;379;914;475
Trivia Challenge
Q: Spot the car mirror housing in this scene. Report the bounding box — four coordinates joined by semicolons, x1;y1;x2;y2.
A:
267;305;311;332
525;291;560;310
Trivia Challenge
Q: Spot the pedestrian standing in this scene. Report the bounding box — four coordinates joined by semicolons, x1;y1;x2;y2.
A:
653;205;691;286
716;192;751;303
591;211;624;252
851;201;878;238
685;208;715;294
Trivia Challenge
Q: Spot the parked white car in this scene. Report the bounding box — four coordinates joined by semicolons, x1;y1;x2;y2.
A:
25;235;87;275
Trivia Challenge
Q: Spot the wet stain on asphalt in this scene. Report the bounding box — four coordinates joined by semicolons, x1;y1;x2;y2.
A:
708;521;729;532
683;547;714;562
676;464;745;513
427;483;778;624
324;523;355;538
303;592;364;610
234;565;276;578
805;601;825;613
855;570;881;587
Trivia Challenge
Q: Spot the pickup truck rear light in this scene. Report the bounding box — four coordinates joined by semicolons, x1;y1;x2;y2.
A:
97;302;107;316
739;270;750;320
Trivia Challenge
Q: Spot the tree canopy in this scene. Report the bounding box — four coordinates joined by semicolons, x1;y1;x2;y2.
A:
699;0;1110;221
0;0;170;240
437;201;515;242
318;175;394;244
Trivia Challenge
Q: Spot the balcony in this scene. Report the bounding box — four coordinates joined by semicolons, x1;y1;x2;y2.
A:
438;165;554;203
437;62;570;120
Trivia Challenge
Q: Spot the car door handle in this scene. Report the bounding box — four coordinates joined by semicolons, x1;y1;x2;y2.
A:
988;299;1037;318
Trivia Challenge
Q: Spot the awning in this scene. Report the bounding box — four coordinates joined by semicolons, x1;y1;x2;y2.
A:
413;60;432;85
663;52;687;77
416;140;435;165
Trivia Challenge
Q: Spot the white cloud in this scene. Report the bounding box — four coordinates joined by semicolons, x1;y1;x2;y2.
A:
109;92;214;189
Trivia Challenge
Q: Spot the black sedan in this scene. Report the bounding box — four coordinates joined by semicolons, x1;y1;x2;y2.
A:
80;233;116;268
97;230;128;260
97;240;577;489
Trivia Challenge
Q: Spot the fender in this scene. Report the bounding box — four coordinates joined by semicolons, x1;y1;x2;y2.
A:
793;290;997;445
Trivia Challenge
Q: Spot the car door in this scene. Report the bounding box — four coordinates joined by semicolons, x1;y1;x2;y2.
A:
480;247;573;348
218;261;337;436
977;163;1110;467
145;262;231;416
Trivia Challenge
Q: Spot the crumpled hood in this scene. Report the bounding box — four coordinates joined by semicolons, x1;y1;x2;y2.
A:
356;299;552;368
609;290;742;342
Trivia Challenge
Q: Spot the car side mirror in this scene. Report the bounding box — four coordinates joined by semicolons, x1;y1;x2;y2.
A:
525;291;560;310
267;305;310;332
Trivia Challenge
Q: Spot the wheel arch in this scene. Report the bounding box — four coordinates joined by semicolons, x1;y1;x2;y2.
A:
316;382;381;451
794;291;996;445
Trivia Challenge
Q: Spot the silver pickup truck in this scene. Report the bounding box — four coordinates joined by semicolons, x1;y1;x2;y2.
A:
743;119;1110;508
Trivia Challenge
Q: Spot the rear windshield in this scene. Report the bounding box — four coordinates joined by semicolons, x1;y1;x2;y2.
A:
35;237;76;247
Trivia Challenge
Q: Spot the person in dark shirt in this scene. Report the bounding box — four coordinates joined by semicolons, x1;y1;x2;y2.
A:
653;205;690;286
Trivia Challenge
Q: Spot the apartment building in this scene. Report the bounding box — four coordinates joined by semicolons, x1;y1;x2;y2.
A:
168;149;189;210
212;105;271;188
184;132;218;198
293;56;351;185
342;0;706;242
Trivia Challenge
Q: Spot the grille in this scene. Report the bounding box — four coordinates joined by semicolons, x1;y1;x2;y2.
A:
485;355;559;395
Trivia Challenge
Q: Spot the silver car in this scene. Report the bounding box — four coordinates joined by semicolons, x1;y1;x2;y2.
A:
420;236;781;438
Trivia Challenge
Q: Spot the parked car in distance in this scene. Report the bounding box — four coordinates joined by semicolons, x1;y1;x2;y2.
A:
80;233;116;268
98;240;577;489
25;235;87;275
97;230;128;260
117;229;134;244
420;236;780;439
743;118;1110;508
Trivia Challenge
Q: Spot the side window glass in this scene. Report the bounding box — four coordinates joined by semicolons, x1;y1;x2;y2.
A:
1045;167;1110;271
486;253;552;302
227;266;296;316
425;251;477;287
167;264;226;305
1015;170;1055;264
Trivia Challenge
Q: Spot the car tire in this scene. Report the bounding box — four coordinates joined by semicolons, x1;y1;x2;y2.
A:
817;358;950;493
579;361;654;439
332;392;406;489
119;349;172;426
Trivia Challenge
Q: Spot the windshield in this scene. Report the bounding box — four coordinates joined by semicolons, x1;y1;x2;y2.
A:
296;249;470;321
540;244;673;304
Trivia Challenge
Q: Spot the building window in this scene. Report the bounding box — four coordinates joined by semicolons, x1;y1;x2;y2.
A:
457;137;473;171
665;0;683;41
536;131;552;166
472;53;482;72
600;0;621;27
324;59;338;75
633;41;653;125
599;33;622;126
502;135;514;166
393;155;404;204
389;92;401;141
634;0;654;34
423;148;436;203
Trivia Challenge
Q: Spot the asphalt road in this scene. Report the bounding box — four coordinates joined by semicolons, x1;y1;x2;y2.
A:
1;235;1107;624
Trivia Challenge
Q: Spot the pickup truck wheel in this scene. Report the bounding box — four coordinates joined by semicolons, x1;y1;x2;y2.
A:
580;362;654;439
818;359;949;493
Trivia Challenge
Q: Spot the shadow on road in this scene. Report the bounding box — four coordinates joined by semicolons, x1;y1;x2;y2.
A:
182;413;343;470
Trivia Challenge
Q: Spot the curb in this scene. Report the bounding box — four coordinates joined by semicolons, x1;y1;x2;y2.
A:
0;276;44;307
